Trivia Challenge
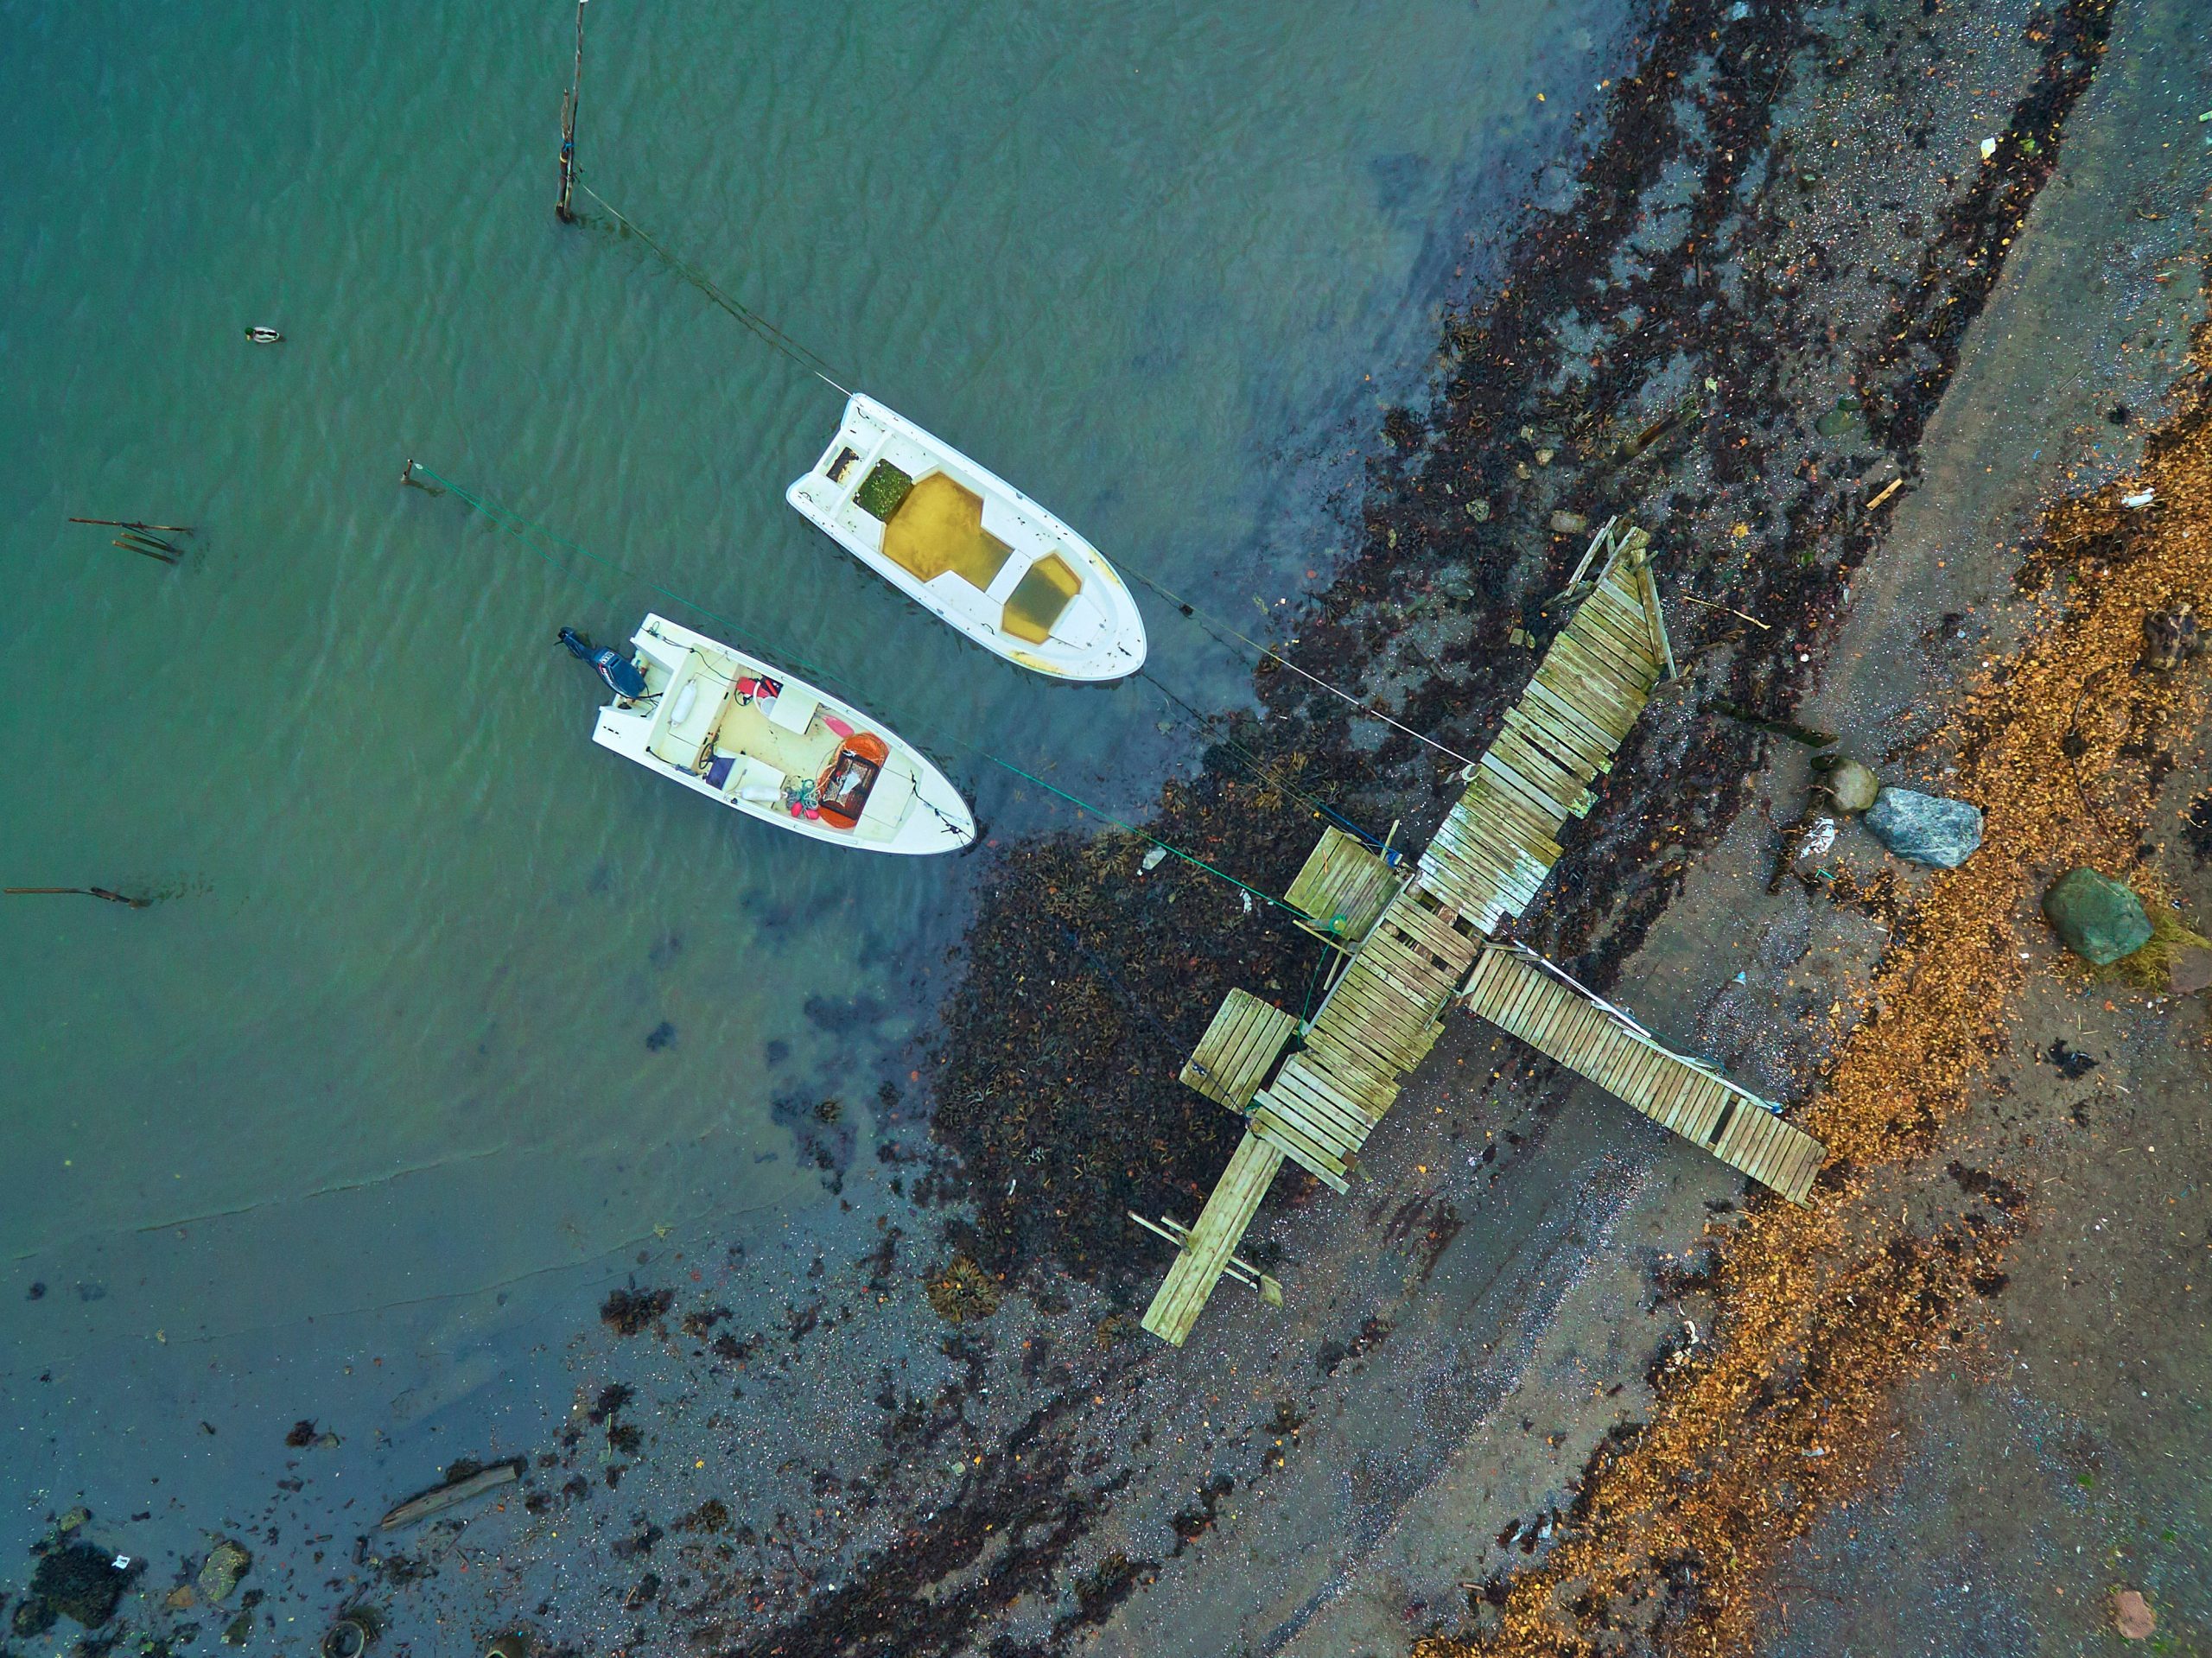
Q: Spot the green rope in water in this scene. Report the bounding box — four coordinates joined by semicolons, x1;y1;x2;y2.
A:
405;462;1317;923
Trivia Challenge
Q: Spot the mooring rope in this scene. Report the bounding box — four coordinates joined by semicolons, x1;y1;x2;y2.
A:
1118;562;1478;770
574;177;853;397
1138;668;1389;852
407;463;1319;923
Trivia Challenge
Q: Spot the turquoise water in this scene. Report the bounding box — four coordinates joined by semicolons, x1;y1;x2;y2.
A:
0;0;1618;1530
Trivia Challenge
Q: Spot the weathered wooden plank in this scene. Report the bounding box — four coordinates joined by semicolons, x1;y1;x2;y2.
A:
1488;726;1595;817
1520;674;1630;756
1141;1132;1286;1345
1249;1101;1351;1191
1503;702;1610;778
1180;988;1300;1111
1563;609;1652;686
1542;630;1654;712
1275;1052;1384;1130
1546;631;1656;712
1286;827;1401;945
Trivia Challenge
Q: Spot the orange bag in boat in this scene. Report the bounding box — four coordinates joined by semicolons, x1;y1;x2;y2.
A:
816;733;888;830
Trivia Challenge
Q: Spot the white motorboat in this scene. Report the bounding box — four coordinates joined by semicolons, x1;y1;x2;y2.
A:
575;613;976;855
785;393;1147;682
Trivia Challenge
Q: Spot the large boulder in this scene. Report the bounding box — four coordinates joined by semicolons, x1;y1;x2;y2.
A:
1865;787;1983;867
2042;868;2152;965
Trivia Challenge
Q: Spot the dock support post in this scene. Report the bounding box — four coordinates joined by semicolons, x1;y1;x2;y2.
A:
555;0;587;224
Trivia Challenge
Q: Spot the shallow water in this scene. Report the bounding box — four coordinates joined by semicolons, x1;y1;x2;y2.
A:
0;0;1624;1555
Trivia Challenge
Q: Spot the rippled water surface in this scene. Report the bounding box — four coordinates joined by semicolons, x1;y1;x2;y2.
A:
0;0;1621;1514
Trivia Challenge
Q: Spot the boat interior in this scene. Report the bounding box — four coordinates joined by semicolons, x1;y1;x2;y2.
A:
851;457;1088;645
641;640;912;829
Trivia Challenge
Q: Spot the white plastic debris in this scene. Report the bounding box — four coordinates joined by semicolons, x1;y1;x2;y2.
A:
1141;846;1167;872
1980;137;1999;161
2123;488;2157;509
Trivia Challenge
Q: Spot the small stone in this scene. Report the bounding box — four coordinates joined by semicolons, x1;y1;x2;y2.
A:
223;1611;255;1647
2041;868;2153;965
1534;447;1556;467
1548;510;1591;537
1466;498;1491;521
2140;602;2200;671
1815;404;1863;439
56;1508;90;1535
197;1540;252;1605
1823;759;1880;813
1864;788;1982;867
2111;1587;2156;1640
163;1586;198;1613
2168;947;2212;996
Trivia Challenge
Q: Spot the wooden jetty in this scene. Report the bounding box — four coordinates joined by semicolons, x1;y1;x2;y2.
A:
1139;520;1826;1346
1459;943;1823;1204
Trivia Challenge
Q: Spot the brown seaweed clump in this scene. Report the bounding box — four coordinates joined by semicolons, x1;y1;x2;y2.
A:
925;1255;1003;1324
599;1285;673;1337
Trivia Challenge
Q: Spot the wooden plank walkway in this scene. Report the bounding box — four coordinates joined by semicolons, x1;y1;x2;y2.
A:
1179;989;1300;1112
1459;947;1824;1204
1137;520;1825;1344
1284;826;1400;950
1415;522;1669;934
1141;1131;1285;1343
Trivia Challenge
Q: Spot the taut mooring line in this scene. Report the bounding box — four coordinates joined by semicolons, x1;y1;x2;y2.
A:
574;178;853;397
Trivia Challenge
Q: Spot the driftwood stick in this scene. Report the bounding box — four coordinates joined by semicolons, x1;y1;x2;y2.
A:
379;1462;523;1529
71;518;194;534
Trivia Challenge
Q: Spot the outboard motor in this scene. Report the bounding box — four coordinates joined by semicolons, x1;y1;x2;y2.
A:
558;627;647;700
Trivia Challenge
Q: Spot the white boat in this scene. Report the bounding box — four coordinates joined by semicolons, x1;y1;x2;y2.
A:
785;393;1147;682
582;613;976;855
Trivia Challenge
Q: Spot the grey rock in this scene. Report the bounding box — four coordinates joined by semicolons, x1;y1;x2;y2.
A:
1823;759;1880;813
1864;787;1982;867
197;1540;251;1605
1549;510;1591;537
2041;868;2152;965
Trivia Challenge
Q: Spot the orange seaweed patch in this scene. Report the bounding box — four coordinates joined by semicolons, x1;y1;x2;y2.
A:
1419;325;2212;1658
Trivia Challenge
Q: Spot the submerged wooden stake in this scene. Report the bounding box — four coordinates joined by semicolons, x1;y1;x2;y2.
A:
5;886;151;908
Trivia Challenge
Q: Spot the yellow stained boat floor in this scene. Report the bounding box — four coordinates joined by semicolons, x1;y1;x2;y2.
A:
882;473;1014;590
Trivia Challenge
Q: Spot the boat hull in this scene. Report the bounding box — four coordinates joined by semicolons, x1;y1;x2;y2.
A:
786;393;1147;682
586;613;976;855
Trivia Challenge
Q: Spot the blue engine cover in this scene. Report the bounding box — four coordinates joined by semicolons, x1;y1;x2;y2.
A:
558;626;647;699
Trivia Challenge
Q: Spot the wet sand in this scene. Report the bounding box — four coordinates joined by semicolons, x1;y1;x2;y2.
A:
10;0;2209;1654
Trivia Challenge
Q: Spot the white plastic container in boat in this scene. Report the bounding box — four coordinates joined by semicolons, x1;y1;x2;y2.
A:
785;393;1147;682
586;613;976;855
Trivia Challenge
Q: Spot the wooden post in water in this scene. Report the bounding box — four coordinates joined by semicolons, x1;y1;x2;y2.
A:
555;0;587;224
